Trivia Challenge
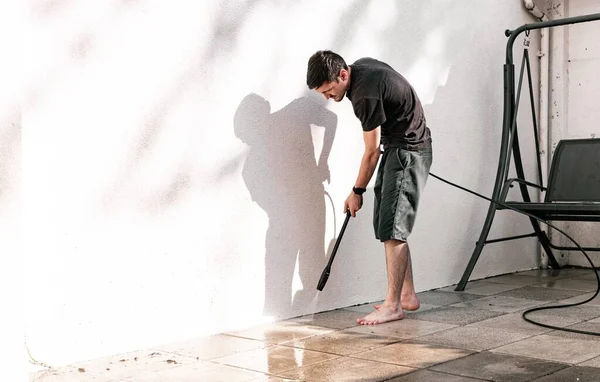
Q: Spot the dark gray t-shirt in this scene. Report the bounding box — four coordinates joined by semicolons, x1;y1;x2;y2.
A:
346;57;431;150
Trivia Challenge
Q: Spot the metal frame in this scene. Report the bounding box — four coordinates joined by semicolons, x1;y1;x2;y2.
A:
455;13;600;292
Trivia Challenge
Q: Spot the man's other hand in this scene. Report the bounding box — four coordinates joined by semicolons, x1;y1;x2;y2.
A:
344;192;363;217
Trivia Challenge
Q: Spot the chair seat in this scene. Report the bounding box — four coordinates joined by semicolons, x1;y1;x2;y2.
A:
501;201;600;221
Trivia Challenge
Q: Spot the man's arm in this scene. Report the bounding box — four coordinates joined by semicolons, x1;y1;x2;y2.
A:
344;127;381;216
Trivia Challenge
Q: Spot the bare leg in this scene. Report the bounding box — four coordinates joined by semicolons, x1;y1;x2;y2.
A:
373;243;420;311
399;246;420;310
358;239;419;325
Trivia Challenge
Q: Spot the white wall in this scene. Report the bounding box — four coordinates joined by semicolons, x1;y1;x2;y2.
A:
563;0;600;266
23;0;544;366
546;0;600;266
2;0;26;380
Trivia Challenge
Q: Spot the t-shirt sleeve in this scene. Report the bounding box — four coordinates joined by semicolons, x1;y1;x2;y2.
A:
352;98;386;131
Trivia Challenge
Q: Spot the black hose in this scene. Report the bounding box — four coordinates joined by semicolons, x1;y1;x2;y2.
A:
429;172;600;336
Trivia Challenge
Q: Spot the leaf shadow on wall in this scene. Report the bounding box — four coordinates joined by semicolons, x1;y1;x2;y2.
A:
234;93;337;317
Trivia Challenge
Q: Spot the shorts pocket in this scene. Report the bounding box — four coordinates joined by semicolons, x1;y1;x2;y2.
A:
395;148;411;170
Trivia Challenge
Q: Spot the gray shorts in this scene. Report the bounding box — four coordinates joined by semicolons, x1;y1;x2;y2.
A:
373;146;433;242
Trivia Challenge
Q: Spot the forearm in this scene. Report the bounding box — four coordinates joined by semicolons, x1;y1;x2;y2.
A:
354;149;380;188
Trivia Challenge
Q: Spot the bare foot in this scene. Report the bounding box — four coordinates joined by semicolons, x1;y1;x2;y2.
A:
374;297;420;312
357;306;404;325
401;296;420;311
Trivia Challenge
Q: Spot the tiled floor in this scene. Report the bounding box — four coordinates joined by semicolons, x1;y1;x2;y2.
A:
32;268;600;381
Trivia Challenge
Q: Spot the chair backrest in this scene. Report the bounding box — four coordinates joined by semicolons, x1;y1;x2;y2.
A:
546;138;600;202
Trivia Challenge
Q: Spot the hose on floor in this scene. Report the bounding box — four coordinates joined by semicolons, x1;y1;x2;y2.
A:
429;172;600;336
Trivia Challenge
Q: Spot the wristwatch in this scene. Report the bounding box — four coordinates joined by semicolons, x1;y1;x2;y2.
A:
352;186;366;195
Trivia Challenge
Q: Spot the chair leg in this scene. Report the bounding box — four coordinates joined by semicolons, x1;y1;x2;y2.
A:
456;203;498;291
531;220;560;268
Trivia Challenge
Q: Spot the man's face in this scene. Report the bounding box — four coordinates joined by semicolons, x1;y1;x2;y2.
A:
315;69;349;102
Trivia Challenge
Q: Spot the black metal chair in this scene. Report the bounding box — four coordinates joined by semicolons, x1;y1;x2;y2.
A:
455;13;600;291
500;138;600;222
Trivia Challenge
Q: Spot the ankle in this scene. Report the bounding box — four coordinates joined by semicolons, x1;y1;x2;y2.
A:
382;301;401;311
401;291;417;299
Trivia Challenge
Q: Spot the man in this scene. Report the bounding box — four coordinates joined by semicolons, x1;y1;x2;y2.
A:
306;50;432;325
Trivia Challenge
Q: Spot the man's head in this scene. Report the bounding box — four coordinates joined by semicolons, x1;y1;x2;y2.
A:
306;50;350;102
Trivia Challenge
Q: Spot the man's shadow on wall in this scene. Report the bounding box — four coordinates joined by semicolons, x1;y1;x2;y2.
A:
234;93;337;318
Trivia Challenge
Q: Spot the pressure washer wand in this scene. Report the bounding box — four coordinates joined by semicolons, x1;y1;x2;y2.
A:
317;211;352;291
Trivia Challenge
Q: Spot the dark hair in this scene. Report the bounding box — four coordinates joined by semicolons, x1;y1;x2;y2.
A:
306;50;348;90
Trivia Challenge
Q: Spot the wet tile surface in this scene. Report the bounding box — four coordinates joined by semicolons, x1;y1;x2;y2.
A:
286;309;361;329
512;269;581;279
281;329;401;356
537;277;598;292
559;291;600;306
492;334;600;364
579;354;600;367
276;356;416;381
385;369;487;381
31;268;600;382
496;286;588;301
210;344;338;375
430;351;569;381
345;317;457;339
483;274;549;286
408;306;505;325
414;291;482;306
467;312;554;335
545;321;600;342
523;303;600;323
67;349;199;381
532;365;600;381
575;269;600;280
438;281;522;295
125;361;266;382
350;341;473;368
416;326;532;351
451;295;544;313
153;333;266;360
224;321;334;344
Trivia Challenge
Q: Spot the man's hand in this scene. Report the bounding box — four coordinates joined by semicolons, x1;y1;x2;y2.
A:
344;191;363;217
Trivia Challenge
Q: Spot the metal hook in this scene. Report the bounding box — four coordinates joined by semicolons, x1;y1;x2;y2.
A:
524;29;531;47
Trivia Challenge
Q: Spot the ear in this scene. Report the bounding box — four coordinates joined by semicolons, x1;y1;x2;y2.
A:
339;69;349;82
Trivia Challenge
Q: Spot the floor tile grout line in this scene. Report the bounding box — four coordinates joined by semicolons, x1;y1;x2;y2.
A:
423;355;497;382
527;365;575;382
